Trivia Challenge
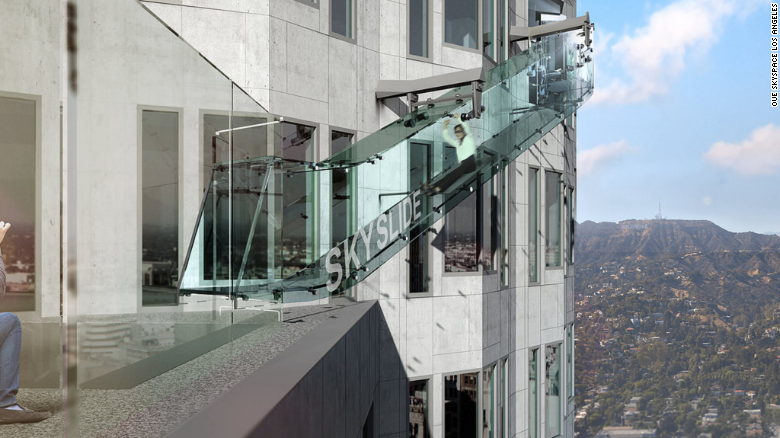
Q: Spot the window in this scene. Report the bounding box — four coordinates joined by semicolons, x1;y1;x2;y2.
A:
545;171;561;267
480;177;497;271
567;187;575;265
444;372;479;437
500;169;509;286
482;365;495;438
529;348;539;438
568;325;574;400
331;130;353;249
276;121;316;278
499;359;507;438
409;0;431;58
444;0;479;50
0;95;36;312
528;167;539;282
142;110;179;306
201;114;271;282
331;0;353;39
409;379;430;437
546;344;561;437
482;0;493;58
443;191;478;273
528;0;565;28
409;141;432;293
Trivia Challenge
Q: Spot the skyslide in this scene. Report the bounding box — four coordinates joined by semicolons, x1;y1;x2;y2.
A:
178;15;595;310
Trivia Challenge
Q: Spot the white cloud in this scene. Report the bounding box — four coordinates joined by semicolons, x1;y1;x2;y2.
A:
578;141;638;176
592;0;736;106
703;124;780;175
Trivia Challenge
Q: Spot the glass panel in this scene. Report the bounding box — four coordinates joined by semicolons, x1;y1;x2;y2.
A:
528;168;539;282
445;0;478;49
410;0;429;58
0;96;36;312
483;0;494;58
546;344;561;437
443;191;477;273
444;372;479;437
142;110;179;306
500;359;507;437
332;0;353;38
545;171;561;267
529;348;538;438
482;365;495;438
409;379;430;437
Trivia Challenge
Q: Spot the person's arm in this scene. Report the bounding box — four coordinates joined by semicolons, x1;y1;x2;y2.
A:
441;119;459;148
0;221;10;301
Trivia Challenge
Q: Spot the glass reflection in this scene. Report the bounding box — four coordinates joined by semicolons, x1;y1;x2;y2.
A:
142;110;179;306
0;96;36;312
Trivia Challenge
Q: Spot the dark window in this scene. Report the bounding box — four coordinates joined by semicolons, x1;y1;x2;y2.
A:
409;0;430;58
142;110;179;305
409;379;430;437
528;168;539;282
332;0;353;39
545;171;561;267
444;0;478;49
444;372;479;437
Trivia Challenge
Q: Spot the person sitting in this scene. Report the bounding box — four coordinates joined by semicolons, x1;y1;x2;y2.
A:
0;221;50;424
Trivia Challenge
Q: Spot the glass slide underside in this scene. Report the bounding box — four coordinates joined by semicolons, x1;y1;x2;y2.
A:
178;25;594;307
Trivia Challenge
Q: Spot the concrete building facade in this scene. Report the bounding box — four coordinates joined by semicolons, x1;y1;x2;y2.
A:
0;0;589;436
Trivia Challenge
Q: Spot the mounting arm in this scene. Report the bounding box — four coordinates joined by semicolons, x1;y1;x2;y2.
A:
510;12;592;46
375;67;486;118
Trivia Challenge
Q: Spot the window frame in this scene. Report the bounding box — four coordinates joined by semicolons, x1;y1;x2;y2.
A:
138;106;183;307
330;0;357;43
442;369;482;437
544;169;563;269
529;347;540;438
407;0;434;62
0;91;42;316
545;342;563;438
528;165;541;284
408;140;434;296
442;0;483;54
408;376;433;438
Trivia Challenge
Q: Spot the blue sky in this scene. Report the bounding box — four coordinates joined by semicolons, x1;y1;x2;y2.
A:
576;0;778;233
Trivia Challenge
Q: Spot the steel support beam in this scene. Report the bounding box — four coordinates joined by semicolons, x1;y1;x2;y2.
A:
510;12;591;46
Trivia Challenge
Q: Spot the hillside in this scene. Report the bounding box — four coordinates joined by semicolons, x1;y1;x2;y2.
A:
574;219;780;438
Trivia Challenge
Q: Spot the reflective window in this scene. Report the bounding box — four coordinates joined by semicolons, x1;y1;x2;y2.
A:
409;0;430;58
410;142;432;292
409;379;430;437
545;171;561;267
528;168;539;282
142;110;179;306
0;96;36;312
483;0;493;58
444;0;478;50
567;187;575;264
500;170;509;286
528;0;564;28
332;0;353;39
568;326;575;399
500;358;507;437
276;121;316;278
546;344;561;437
480;177;498;271
443;191;478;272
331;130;353;249
482;365;495;438
444;372;479;437
529;348;539;438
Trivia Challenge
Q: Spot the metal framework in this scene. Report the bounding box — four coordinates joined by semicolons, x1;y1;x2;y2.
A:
375;67;486;118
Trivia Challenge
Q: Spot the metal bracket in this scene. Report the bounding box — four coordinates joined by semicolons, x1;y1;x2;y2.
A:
510;12;592;46
376;67;486;117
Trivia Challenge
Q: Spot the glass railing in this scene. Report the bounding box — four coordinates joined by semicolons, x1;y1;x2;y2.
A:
178;25;594;306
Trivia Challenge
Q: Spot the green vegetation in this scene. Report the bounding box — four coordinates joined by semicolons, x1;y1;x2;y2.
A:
574;220;780;438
